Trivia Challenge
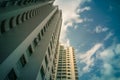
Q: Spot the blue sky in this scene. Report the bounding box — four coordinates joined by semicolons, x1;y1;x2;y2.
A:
54;0;120;80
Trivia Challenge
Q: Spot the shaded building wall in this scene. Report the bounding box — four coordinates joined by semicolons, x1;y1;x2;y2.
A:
0;0;62;80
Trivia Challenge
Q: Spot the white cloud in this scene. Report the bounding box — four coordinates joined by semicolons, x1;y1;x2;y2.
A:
66;39;70;47
99;47;114;61
115;44;120;54
79;43;102;72
78;6;91;13
76;41;120;79
76;37;120;80
60;38;70;48
74;25;78;29
97;43;120;80
104;32;113;41
102;63;113;75
91;75;101;80
99;43;120;60
83;18;93;22
94;25;109;33
54;0;92;45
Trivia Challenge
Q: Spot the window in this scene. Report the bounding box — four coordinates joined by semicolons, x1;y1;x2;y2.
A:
38;33;41;41
68;77;71;79
21;12;26;22
45;55;48;67
4;69;17;80
1;20;6;33
50;41;52;49
26;11;29;20
28;45;33;54
27;45;33;56
52;67;54;73
67;73;71;75
67;67;70;69
62;73;66;75
62;76;66;79
33;38;38;47
57;70;62;72
16;15;20;24
40;66;45;80
67;70;70;72
9;17;14;28
30;10;33;18
48;47;51;57
76;77;78;80
43;26;46;32
57;76;61;79
57;73;61;75
41;29;44;36
58;64;62;66
49;76;52;80
16;55;27;72
20;55;27;67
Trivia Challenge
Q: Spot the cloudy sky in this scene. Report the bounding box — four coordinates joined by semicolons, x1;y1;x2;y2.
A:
54;0;120;80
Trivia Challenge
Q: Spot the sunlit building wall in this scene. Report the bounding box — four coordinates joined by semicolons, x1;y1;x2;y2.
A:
0;0;62;80
52;44;78;80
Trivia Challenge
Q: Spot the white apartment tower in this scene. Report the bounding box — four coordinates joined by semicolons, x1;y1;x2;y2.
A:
52;44;78;80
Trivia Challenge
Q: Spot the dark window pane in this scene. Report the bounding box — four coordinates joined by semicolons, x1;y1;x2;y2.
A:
5;69;17;80
41;29;44;36
45;55;48;67
48;48;50;57
1;20;6;33
33;38;38;47
40;66;45;80
28;45;33;56
20;55;26;67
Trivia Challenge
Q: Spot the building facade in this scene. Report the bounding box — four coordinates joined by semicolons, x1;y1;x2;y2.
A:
52;44;78;80
0;0;62;80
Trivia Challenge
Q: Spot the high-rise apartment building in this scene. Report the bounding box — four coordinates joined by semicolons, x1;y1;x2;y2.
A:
0;0;62;80
52;44;78;80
